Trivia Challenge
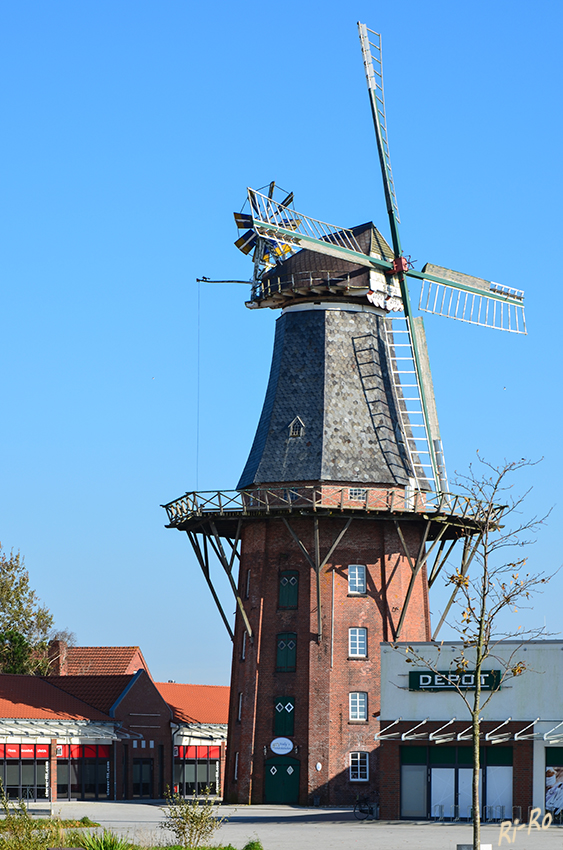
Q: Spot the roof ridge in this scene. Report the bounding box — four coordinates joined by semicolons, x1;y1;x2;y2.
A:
68;645;140;650
156;682;228;687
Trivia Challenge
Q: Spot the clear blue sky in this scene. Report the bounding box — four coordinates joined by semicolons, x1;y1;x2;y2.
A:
0;1;561;684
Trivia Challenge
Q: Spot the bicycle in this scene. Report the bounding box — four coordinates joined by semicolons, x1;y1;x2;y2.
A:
353;795;378;820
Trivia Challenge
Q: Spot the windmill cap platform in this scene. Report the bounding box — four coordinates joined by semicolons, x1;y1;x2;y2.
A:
247;222;402;312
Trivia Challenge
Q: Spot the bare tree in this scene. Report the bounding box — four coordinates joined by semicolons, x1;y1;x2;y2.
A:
395;457;553;850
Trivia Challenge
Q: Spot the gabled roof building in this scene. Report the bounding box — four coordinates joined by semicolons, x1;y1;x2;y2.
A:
0;643;228;802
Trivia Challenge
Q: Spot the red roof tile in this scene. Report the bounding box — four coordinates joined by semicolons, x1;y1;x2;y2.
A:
0;675;110;721
46;675;136;715
156;682;229;725
63;647;150;677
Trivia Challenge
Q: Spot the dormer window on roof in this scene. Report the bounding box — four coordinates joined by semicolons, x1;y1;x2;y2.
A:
289;417;305;438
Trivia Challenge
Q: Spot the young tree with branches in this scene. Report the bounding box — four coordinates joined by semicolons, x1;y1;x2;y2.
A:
396;457;552;850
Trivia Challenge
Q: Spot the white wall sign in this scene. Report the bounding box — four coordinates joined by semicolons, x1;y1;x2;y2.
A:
270;737;293;755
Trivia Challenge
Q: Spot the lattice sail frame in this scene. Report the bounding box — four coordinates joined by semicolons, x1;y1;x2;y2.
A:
418;270;526;334
358;24;400;224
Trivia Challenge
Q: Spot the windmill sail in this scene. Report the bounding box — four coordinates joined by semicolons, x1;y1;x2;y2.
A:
358;22;442;490
358;24;400;230
246;189;394;271
412;263;526;334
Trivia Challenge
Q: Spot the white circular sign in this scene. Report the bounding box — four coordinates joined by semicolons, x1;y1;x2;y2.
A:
270;737;293;755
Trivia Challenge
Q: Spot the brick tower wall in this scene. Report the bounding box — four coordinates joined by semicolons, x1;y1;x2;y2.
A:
224;514;430;805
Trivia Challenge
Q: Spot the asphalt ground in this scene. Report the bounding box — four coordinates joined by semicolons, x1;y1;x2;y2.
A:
50;802;563;850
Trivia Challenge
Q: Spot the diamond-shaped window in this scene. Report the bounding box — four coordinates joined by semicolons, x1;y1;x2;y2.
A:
285;702;294;713
270;766;277;775
276;702;284;713
287;766;294;775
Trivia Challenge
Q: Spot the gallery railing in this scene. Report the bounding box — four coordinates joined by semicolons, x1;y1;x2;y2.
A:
162;485;500;528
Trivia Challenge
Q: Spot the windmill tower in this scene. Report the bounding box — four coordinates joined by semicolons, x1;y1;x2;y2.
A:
162;24;526;806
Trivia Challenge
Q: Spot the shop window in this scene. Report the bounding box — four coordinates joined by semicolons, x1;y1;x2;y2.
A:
279;571;299;609
546;748;563;767
158;745;164;798
171;747;219;799
486;765;512;818
401;764;427;817
398;746;511;820
431;766;455;818
348;565;366;594
400;746;427;764
349;692;367;721
457;747;473;766
429;746;456;764
3;743;109;803
274;696;295;735
349;627;367;657
122;744;128;799
350;751;369;781
132;758;153;798
276;633;297;671
486;747;513;766
6;761;19;799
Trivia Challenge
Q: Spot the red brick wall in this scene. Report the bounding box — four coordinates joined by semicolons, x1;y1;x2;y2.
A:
513;740;533;816
111;671;173;799
224;515;430;805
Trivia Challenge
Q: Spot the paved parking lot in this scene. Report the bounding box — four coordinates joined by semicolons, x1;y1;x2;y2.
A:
51;802;563;850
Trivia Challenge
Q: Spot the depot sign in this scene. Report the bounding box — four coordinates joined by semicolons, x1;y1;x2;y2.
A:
408;670;501;691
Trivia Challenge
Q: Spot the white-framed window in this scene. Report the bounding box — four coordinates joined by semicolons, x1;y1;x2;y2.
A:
349;692;368;721
349;487;367;501
289;416;305;438
350;751;369;781
349;627;367;657
348;565;366;594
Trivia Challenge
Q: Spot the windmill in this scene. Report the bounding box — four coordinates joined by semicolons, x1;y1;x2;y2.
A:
232;23;526;495
164;23;527;806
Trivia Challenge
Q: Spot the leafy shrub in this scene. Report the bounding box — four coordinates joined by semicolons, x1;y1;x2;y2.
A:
159;786;227;848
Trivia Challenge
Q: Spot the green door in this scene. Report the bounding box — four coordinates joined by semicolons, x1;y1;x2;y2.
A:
264;756;300;804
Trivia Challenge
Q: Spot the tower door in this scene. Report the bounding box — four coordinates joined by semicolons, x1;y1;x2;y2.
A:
264;756;300;804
